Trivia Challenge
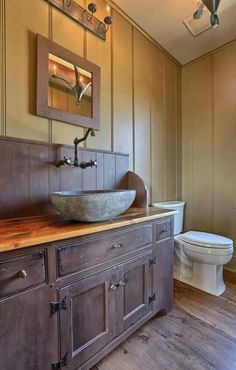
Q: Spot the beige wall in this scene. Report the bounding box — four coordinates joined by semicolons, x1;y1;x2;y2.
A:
182;42;236;269
0;0;181;204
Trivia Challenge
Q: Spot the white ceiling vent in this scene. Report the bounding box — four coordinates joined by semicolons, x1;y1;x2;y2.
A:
183;8;212;37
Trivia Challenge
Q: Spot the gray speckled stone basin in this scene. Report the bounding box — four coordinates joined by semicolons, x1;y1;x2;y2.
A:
51;190;136;222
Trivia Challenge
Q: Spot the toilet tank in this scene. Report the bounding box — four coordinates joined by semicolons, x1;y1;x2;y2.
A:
152;201;185;235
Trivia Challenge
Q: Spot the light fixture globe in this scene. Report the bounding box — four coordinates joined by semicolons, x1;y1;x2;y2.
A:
104;16;112;25
210;12;219;28
88;3;97;14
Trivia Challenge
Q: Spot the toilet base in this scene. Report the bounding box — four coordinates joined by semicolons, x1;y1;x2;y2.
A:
174;261;225;296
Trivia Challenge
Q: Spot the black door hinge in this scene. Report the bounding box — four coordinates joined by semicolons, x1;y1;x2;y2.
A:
51;352;68;369
148;293;156;304
149;257;157;267
50;296;67;314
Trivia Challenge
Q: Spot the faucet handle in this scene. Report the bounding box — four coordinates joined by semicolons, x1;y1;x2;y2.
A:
93;159;97;167
64;156;72;166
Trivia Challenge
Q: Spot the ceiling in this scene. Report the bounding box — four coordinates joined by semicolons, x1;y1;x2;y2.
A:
111;0;236;64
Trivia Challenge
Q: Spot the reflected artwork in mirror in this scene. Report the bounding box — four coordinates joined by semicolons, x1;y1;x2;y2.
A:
36;34;100;129
48;54;92;118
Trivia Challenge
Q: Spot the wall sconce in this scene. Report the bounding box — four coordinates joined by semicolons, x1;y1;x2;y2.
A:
43;0;112;40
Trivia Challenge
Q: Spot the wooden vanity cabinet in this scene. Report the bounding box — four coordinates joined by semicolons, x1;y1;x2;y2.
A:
115;251;153;335
0;216;174;370
56;217;174;370
0;249;58;370
58;267;117;369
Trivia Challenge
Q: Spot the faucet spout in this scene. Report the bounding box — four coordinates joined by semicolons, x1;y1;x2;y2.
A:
56;128;96;168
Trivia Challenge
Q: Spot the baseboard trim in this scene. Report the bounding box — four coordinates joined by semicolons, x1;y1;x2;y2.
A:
224;268;236;284
225;255;236;272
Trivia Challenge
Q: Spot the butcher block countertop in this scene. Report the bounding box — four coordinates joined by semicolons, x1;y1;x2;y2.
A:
0;207;176;253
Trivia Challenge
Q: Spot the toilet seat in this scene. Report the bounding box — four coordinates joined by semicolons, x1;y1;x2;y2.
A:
179;231;233;249
176;239;234;256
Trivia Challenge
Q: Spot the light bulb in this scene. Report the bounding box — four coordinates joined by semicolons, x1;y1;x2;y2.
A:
106;4;110;14
53;64;57;75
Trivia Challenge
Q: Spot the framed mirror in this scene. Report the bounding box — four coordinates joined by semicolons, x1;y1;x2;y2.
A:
36;34;100;129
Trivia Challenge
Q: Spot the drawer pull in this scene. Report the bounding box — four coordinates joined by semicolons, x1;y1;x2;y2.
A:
18;270;28;279
112;243;123;249
159;228;169;234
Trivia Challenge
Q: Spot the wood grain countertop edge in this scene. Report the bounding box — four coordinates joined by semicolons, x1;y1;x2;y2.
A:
0;208;177;253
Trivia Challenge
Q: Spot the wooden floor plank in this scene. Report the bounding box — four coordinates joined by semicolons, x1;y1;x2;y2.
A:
222;282;236;303
174;280;236;339
93;279;236;370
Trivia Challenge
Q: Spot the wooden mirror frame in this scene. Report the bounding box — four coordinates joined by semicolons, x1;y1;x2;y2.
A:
36;34;100;129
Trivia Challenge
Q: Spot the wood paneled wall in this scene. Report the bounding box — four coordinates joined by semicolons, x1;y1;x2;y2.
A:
0;0;181;205
182;42;236;268
0;136;129;219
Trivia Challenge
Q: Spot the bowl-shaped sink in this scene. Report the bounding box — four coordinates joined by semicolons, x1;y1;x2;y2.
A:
51;190;136;222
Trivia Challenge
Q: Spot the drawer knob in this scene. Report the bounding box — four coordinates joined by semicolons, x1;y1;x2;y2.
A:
18;270;28;279
112;243;123;249
159;228;169;234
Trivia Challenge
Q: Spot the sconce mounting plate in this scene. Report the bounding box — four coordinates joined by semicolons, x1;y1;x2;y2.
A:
44;0;107;40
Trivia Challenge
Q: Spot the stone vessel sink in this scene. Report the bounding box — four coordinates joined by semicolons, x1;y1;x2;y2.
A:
51;190;136;222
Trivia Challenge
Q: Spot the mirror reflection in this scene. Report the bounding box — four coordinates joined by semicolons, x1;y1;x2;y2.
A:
48;53;92;118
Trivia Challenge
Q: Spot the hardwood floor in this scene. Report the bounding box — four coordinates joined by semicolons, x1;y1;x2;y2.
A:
92;276;236;370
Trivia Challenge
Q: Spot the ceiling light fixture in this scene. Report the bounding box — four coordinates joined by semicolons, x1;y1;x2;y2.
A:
193;0;222;28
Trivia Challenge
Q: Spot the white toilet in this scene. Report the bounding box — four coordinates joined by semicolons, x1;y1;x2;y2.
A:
153;201;234;296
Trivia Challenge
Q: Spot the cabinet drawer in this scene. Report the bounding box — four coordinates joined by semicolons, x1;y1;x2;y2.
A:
154;220;171;241
57;224;153;277
0;252;46;298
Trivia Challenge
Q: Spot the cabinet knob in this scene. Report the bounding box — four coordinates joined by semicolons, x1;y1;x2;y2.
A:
112;242;123;249
110;283;117;290
18;270;28;279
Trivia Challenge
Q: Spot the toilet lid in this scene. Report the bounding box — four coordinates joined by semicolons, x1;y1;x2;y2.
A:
180;231;233;248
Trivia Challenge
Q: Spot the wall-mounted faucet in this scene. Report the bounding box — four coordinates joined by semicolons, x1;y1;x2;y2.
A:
57;128;97;169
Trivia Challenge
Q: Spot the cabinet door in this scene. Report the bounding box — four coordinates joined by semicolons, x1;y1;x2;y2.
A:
0;286;58;370
58;268;116;369
152;239;174;314
116;252;153;334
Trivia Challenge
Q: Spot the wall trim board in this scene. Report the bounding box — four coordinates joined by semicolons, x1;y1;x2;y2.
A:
0;0;6;136
106;0;181;68
0;135;129;156
210;55;215;232
225;256;236;273
131;26;135;172
163;57;167;200
48;3;53;143
223;268;236;286
110;7;114;152
183;38;236;68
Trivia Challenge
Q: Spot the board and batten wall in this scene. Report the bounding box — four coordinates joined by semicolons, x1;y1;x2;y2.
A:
0;0;181;204
182;41;236;271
